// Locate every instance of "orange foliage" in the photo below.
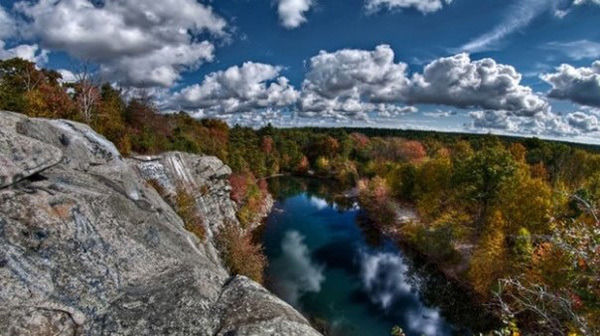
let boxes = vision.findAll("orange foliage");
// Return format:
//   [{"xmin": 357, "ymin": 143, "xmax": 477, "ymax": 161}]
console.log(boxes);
[
  {"xmin": 216, "ymin": 222, "xmax": 267, "ymax": 284},
  {"xmin": 229, "ymin": 173, "xmax": 250, "ymax": 206},
  {"xmin": 399, "ymin": 140, "xmax": 427, "ymax": 163}
]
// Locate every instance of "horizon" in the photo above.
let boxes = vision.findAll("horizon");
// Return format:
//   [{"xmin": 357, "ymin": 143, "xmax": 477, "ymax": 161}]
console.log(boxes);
[{"xmin": 1, "ymin": 0, "xmax": 600, "ymax": 143}]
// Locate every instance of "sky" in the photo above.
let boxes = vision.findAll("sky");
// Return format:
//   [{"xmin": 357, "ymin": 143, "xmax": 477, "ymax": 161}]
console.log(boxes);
[{"xmin": 1, "ymin": 0, "xmax": 600, "ymax": 144}]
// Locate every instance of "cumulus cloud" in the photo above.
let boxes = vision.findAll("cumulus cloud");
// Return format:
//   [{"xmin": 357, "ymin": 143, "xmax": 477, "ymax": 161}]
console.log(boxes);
[
  {"xmin": 300, "ymin": 46, "xmax": 548, "ymax": 120},
  {"xmin": 0, "ymin": 41, "xmax": 48, "ymax": 64},
  {"xmin": 170, "ymin": 62, "xmax": 299, "ymax": 115},
  {"xmin": 541, "ymin": 61, "xmax": 600, "ymax": 107},
  {"xmin": 542, "ymin": 40, "xmax": 600, "ymax": 61},
  {"xmin": 57, "ymin": 69, "xmax": 77, "ymax": 83},
  {"xmin": 365, "ymin": 0, "xmax": 453, "ymax": 14},
  {"xmin": 408, "ymin": 53, "xmax": 549, "ymax": 116},
  {"xmin": 14, "ymin": 0, "xmax": 226, "ymax": 87},
  {"xmin": 468, "ymin": 109, "xmax": 596, "ymax": 136},
  {"xmin": 299, "ymin": 45, "xmax": 411, "ymax": 119},
  {"xmin": 270, "ymin": 231, "xmax": 325, "ymax": 306},
  {"xmin": 276, "ymin": 0, "xmax": 313, "ymax": 29},
  {"xmin": 566, "ymin": 111, "xmax": 600, "ymax": 132},
  {"xmin": 459, "ymin": 0, "xmax": 550, "ymax": 53}
]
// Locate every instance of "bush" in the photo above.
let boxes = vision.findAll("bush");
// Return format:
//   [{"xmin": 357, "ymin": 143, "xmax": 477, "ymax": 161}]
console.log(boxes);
[
  {"xmin": 216, "ymin": 221, "xmax": 267, "ymax": 284},
  {"xmin": 175, "ymin": 186, "xmax": 206, "ymax": 241},
  {"xmin": 229, "ymin": 172, "xmax": 269, "ymax": 228}
]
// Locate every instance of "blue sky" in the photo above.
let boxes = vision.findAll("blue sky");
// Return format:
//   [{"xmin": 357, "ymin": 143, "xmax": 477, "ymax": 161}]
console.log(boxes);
[{"xmin": 1, "ymin": 0, "xmax": 600, "ymax": 143}]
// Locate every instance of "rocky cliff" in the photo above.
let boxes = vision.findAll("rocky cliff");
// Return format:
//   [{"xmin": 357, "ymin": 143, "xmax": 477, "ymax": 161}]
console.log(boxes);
[{"xmin": 0, "ymin": 111, "xmax": 321, "ymax": 336}]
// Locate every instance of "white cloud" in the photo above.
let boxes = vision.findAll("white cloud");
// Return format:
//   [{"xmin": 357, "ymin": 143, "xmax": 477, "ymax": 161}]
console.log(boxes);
[
  {"xmin": 566, "ymin": 111, "xmax": 600, "ymax": 132},
  {"xmin": 459, "ymin": 0, "xmax": 550, "ymax": 53},
  {"xmin": 100, "ymin": 42, "xmax": 215, "ymax": 87},
  {"xmin": 542, "ymin": 40, "xmax": 600, "ymax": 60},
  {"xmin": 541, "ymin": 61, "xmax": 600, "ymax": 107},
  {"xmin": 299, "ymin": 45, "xmax": 411, "ymax": 119},
  {"xmin": 468, "ymin": 109, "xmax": 597, "ymax": 136},
  {"xmin": 57, "ymin": 69, "xmax": 77, "ymax": 83},
  {"xmin": 0, "ymin": 7, "xmax": 16, "ymax": 40},
  {"xmin": 0, "ymin": 40, "xmax": 48, "ymax": 64},
  {"xmin": 170, "ymin": 62, "xmax": 299, "ymax": 114},
  {"xmin": 574, "ymin": 0, "xmax": 600, "ymax": 5},
  {"xmin": 470, "ymin": 110, "xmax": 527, "ymax": 133},
  {"xmin": 14, "ymin": 0, "xmax": 226, "ymax": 87},
  {"xmin": 270, "ymin": 231, "xmax": 325, "ymax": 306},
  {"xmin": 408, "ymin": 53, "xmax": 549, "ymax": 116},
  {"xmin": 365, "ymin": 0, "xmax": 453, "ymax": 14},
  {"xmin": 276, "ymin": 0, "xmax": 313, "ymax": 29},
  {"xmin": 299, "ymin": 46, "xmax": 549, "ymax": 121}
]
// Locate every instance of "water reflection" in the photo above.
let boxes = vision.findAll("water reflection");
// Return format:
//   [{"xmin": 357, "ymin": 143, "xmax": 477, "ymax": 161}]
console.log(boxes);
[
  {"xmin": 359, "ymin": 250, "xmax": 445, "ymax": 336},
  {"xmin": 271, "ymin": 231, "xmax": 325, "ymax": 306},
  {"xmin": 263, "ymin": 177, "xmax": 495, "ymax": 336}
]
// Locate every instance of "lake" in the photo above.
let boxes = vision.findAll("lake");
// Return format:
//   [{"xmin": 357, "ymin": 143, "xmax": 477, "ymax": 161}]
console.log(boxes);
[{"xmin": 261, "ymin": 177, "xmax": 496, "ymax": 336}]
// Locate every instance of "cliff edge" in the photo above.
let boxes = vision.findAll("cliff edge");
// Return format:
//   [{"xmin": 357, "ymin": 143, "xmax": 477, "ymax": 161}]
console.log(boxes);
[{"xmin": 0, "ymin": 111, "xmax": 321, "ymax": 336}]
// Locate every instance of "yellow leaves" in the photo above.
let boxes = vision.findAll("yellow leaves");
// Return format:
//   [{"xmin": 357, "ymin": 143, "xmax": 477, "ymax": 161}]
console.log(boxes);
[
  {"xmin": 23, "ymin": 89, "xmax": 49, "ymax": 118},
  {"xmin": 509, "ymin": 143, "xmax": 527, "ymax": 163},
  {"xmin": 315, "ymin": 156, "xmax": 330, "ymax": 175},
  {"xmin": 468, "ymin": 211, "xmax": 508, "ymax": 296},
  {"xmin": 175, "ymin": 186, "xmax": 206, "ymax": 241},
  {"xmin": 496, "ymin": 168, "xmax": 553, "ymax": 234}
]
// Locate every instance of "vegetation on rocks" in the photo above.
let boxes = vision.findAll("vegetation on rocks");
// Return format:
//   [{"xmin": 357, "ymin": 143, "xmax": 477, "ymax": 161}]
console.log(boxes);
[
  {"xmin": 216, "ymin": 221, "xmax": 267, "ymax": 284},
  {"xmin": 175, "ymin": 186, "xmax": 206, "ymax": 241}
]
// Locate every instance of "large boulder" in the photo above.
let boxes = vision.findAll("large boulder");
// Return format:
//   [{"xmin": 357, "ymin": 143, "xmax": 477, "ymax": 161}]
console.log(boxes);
[
  {"xmin": 0, "ymin": 111, "xmax": 62, "ymax": 188},
  {"xmin": 0, "ymin": 111, "xmax": 321, "ymax": 336}
]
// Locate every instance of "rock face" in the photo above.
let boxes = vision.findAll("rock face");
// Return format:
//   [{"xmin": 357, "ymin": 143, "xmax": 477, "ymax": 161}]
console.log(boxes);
[
  {"xmin": 130, "ymin": 152, "xmax": 239, "ymax": 238},
  {"xmin": 0, "ymin": 111, "xmax": 321, "ymax": 336}
]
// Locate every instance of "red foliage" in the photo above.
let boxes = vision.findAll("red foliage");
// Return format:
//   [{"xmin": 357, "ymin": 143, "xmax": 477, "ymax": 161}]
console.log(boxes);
[
  {"xmin": 261, "ymin": 136, "xmax": 274, "ymax": 154},
  {"xmin": 350, "ymin": 132, "xmax": 370, "ymax": 149},
  {"xmin": 229, "ymin": 173, "xmax": 249, "ymax": 205},
  {"xmin": 258, "ymin": 179, "xmax": 269, "ymax": 195},
  {"xmin": 399, "ymin": 140, "xmax": 427, "ymax": 163},
  {"xmin": 296, "ymin": 156, "xmax": 310, "ymax": 173},
  {"xmin": 39, "ymin": 82, "xmax": 77, "ymax": 119}
]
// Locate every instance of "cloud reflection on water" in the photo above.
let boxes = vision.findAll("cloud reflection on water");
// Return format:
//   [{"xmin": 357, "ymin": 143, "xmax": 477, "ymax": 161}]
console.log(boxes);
[
  {"xmin": 359, "ymin": 250, "xmax": 446, "ymax": 336},
  {"xmin": 271, "ymin": 230, "xmax": 325, "ymax": 306}
]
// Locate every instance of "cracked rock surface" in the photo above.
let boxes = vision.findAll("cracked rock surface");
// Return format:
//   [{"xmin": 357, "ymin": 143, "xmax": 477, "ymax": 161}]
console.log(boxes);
[{"xmin": 0, "ymin": 111, "xmax": 321, "ymax": 336}]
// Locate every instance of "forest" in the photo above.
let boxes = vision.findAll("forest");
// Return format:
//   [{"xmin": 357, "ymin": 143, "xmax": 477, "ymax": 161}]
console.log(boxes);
[{"xmin": 1, "ymin": 57, "xmax": 599, "ymax": 335}]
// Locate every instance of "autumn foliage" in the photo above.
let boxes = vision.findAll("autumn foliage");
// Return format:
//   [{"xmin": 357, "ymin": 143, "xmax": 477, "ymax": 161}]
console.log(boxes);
[{"xmin": 216, "ymin": 221, "xmax": 267, "ymax": 284}]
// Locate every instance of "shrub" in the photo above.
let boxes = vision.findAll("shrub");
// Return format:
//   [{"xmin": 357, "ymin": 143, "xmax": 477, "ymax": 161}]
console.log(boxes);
[
  {"xmin": 216, "ymin": 221, "xmax": 267, "ymax": 284},
  {"xmin": 175, "ymin": 186, "xmax": 206, "ymax": 241},
  {"xmin": 229, "ymin": 173, "xmax": 249, "ymax": 206},
  {"xmin": 229, "ymin": 172, "xmax": 269, "ymax": 228}
]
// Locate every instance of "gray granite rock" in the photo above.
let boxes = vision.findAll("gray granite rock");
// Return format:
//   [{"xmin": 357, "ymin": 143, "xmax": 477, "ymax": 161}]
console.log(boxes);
[
  {"xmin": 0, "ymin": 111, "xmax": 321, "ymax": 336},
  {"xmin": 0, "ymin": 111, "xmax": 62, "ymax": 188},
  {"xmin": 130, "ymin": 152, "xmax": 239, "ymax": 238}
]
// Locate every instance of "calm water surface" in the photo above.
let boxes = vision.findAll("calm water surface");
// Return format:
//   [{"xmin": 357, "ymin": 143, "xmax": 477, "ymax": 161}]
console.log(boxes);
[{"xmin": 262, "ymin": 177, "xmax": 493, "ymax": 336}]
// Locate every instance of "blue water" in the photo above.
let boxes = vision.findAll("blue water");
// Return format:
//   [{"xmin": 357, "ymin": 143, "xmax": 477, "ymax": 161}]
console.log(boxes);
[{"xmin": 261, "ymin": 179, "xmax": 465, "ymax": 336}]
